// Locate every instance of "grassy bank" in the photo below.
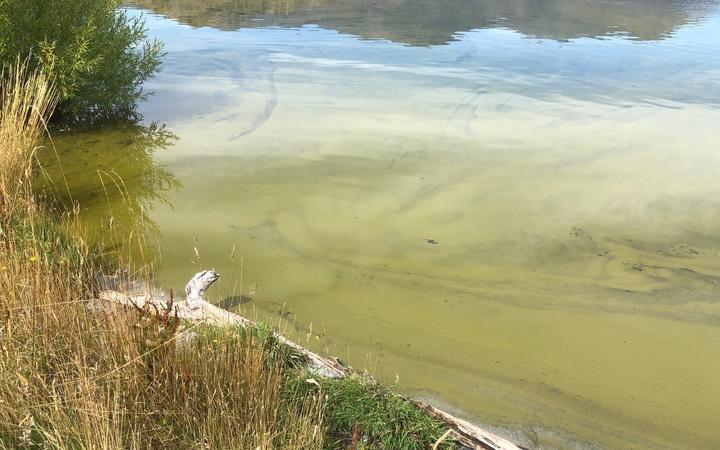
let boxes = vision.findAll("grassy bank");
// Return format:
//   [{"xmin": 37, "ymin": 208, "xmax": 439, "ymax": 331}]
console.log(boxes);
[{"xmin": 0, "ymin": 63, "xmax": 455, "ymax": 449}]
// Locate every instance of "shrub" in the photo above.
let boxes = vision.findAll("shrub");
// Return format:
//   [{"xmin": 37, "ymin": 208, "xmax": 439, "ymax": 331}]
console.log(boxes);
[{"xmin": 0, "ymin": 0, "xmax": 162, "ymax": 124}]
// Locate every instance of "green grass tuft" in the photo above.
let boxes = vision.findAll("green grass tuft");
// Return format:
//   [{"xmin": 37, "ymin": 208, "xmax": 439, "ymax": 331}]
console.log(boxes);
[{"xmin": 286, "ymin": 375, "xmax": 455, "ymax": 450}]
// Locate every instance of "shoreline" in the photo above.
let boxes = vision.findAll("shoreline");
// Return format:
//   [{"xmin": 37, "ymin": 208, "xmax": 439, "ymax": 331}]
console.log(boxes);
[{"xmin": 97, "ymin": 269, "xmax": 525, "ymax": 450}]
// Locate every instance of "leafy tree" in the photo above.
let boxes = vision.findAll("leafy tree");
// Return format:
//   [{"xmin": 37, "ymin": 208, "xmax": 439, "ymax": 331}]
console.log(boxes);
[{"xmin": 0, "ymin": 0, "xmax": 163, "ymax": 124}]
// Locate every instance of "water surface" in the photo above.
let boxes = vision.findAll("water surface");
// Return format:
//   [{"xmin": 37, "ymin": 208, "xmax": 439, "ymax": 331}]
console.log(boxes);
[{"xmin": 50, "ymin": 0, "xmax": 720, "ymax": 448}]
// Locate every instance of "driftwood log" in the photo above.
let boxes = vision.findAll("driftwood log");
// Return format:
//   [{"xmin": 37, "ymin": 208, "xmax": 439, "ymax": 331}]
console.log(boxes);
[{"xmin": 96, "ymin": 270, "xmax": 523, "ymax": 450}]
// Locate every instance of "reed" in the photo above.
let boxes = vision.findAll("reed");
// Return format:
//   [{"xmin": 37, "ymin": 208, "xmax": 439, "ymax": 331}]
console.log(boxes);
[{"xmin": 0, "ymin": 60, "xmax": 57, "ymax": 216}]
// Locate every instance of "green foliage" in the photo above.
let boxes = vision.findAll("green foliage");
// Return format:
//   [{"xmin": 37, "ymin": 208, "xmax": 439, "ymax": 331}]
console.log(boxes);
[
  {"xmin": 193, "ymin": 322, "xmax": 307, "ymax": 369},
  {"xmin": 286, "ymin": 375, "xmax": 455, "ymax": 450},
  {"xmin": 0, "ymin": 210, "xmax": 91, "ymax": 279},
  {"xmin": 0, "ymin": 0, "xmax": 163, "ymax": 124}
]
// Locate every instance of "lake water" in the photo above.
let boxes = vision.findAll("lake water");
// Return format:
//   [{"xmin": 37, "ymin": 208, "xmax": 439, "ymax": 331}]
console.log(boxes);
[{"xmin": 48, "ymin": 0, "xmax": 720, "ymax": 448}]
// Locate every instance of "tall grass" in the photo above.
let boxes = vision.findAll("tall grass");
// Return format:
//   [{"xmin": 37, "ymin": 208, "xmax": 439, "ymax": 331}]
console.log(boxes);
[
  {"xmin": 0, "ymin": 61, "xmax": 324, "ymax": 449},
  {"xmin": 0, "ymin": 61, "xmax": 57, "ymax": 216}
]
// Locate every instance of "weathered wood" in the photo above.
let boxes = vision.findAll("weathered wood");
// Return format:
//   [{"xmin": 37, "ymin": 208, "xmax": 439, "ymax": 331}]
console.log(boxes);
[
  {"xmin": 98, "ymin": 270, "xmax": 349, "ymax": 378},
  {"xmin": 95, "ymin": 270, "xmax": 522, "ymax": 450},
  {"xmin": 410, "ymin": 401, "xmax": 525, "ymax": 450}
]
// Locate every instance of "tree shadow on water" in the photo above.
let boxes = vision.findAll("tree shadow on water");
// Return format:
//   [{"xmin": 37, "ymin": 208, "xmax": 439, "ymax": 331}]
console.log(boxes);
[
  {"xmin": 219, "ymin": 295, "xmax": 253, "ymax": 310},
  {"xmin": 35, "ymin": 121, "xmax": 181, "ymax": 264}
]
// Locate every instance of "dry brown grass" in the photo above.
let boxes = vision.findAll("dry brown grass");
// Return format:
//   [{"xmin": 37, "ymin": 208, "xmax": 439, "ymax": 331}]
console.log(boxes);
[
  {"xmin": 0, "ymin": 61, "xmax": 325, "ymax": 449},
  {"xmin": 0, "ymin": 59, "xmax": 58, "ymax": 217}
]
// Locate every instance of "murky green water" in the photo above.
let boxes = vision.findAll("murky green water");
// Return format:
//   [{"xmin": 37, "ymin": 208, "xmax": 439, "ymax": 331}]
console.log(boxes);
[{"xmin": 45, "ymin": 0, "xmax": 720, "ymax": 448}]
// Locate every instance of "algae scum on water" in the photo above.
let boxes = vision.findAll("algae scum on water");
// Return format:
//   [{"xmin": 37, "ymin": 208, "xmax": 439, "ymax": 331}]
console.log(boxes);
[{"xmin": 43, "ymin": 0, "xmax": 720, "ymax": 448}]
